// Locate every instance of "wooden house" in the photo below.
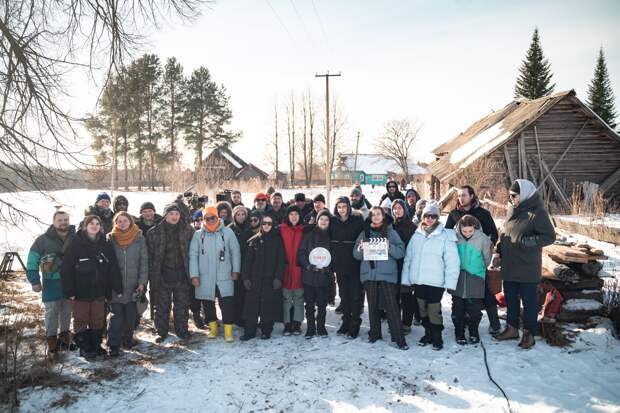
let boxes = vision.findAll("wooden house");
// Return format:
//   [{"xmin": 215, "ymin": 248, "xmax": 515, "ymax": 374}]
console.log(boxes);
[
  {"xmin": 203, "ymin": 147, "xmax": 269, "ymax": 183},
  {"xmin": 332, "ymin": 153, "xmax": 428, "ymax": 186},
  {"xmin": 429, "ymin": 90, "xmax": 620, "ymax": 210}
]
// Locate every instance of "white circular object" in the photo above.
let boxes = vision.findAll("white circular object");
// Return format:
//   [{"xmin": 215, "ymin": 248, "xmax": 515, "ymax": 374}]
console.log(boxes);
[{"xmin": 309, "ymin": 247, "xmax": 331, "ymax": 268}]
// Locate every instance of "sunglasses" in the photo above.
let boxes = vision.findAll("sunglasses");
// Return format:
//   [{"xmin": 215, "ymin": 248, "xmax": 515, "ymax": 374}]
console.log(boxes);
[
  {"xmin": 250, "ymin": 217, "xmax": 259, "ymax": 222},
  {"xmin": 205, "ymin": 216, "xmax": 218, "ymax": 222},
  {"xmin": 262, "ymin": 221, "xmax": 273, "ymax": 227},
  {"xmin": 423, "ymin": 214, "xmax": 438, "ymax": 220}
]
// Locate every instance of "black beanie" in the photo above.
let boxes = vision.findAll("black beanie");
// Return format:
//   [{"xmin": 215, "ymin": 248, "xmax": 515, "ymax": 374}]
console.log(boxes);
[
  {"xmin": 510, "ymin": 181, "xmax": 520, "ymax": 194},
  {"xmin": 313, "ymin": 194, "xmax": 326, "ymax": 204},
  {"xmin": 294, "ymin": 193, "xmax": 306, "ymax": 202},
  {"xmin": 163, "ymin": 203, "xmax": 180, "ymax": 215},
  {"xmin": 140, "ymin": 201, "xmax": 156, "ymax": 213}
]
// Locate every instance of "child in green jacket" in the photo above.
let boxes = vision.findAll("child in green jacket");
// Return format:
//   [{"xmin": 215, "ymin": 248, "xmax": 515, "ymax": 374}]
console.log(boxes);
[{"xmin": 449, "ymin": 215, "xmax": 492, "ymax": 344}]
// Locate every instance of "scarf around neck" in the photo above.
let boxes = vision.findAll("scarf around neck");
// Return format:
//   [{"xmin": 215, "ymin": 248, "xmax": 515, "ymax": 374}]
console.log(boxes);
[{"xmin": 110, "ymin": 223, "xmax": 139, "ymax": 248}]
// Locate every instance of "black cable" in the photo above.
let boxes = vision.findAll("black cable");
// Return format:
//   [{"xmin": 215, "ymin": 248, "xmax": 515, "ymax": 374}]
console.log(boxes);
[{"xmin": 480, "ymin": 339, "xmax": 514, "ymax": 413}]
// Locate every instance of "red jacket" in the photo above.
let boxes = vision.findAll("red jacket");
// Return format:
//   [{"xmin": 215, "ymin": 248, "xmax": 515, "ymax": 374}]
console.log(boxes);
[{"xmin": 279, "ymin": 223, "xmax": 305, "ymax": 289}]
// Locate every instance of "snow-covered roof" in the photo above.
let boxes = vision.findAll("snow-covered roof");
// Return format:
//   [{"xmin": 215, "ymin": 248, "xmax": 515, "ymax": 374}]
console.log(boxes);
[
  {"xmin": 219, "ymin": 148, "xmax": 243, "ymax": 169},
  {"xmin": 338, "ymin": 154, "xmax": 427, "ymax": 175}
]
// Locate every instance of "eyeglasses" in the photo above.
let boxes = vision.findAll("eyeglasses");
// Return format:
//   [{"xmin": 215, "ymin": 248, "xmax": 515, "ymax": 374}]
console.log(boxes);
[
  {"xmin": 250, "ymin": 217, "xmax": 259, "ymax": 222},
  {"xmin": 262, "ymin": 221, "xmax": 273, "ymax": 227},
  {"xmin": 423, "ymin": 214, "xmax": 438, "ymax": 220},
  {"xmin": 205, "ymin": 216, "xmax": 218, "ymax": 222}
]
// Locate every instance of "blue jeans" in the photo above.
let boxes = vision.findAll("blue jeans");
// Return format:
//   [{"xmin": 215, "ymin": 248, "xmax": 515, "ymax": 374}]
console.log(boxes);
[{"xmin": 503, "ymin": 281, "xmax": 539, "ymax": 333}]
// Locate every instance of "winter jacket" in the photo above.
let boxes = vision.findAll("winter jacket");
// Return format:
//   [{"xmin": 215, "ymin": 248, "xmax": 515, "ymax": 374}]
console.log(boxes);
[
  {"xmin": 60, "ymin": 231, "xmax": 123, "ymax": 301},
  {"xmin": 404, "ymin": 188, "xmax": 421, "ymax": 217},
  {"xmin": 445, "ymin": 198, "xmax": 499, "ymax": 245},
  {"xmin": 297, "ymin": 227, "xmax": 332, "ymax": 287},
  {"xmin": 110, "ymin": 231, "xmax": 149, "ymax": 304},
  {"xmin": 279, "ymin": 223, "xmax": 305, "ymax": 290},
  {"xmin": 351, "ymin": 197, "xmax": 370, "ymax": 220},
  {"xmin": 26, "ymin": 225, "xmax": 76, "ymax": 302},
  {"xmin": 392, "ymin": 216, "xmax": 417, "ymax": 280},
  {"xmin": 228, "ymin": 220, "xmax": 252, "ymax": 260},
  {"xmin": 189, "ymin": 220, "xmax": 241, "ymax": 300},
  {"xmin": 136, "ymin": 214, "xmax": 162, "ymax": 236},
  {"xmin": 499, "ymin": 190, "xmax": 555, "ymax": 284},
  {"xmin": 401, "ymin": 223, "xmax": 460, "ymax": 290},
  {"xmin": 353, "ymin": 223, "xmax": 405, "ymax": 284},
  {"xmin": 146, "ymin": 220, "xmax": 194, "ymax": 287},
  {"xmin": 84, "ymin": 205, "xmax": 113, "ymax": 234},
  {"xmin": 449, "ymin": 226, "xmax": 492, "ymax": 299},
  {"xmin": 379, "ymin": 180, "xmax": 405, "ymax": 204},
  {"xmin": 270, "ymin": 206, "xmax": 288, "ymax": 225},
  {"xmin": 330, "ymin": 200, "xmax": 364, "ymax": 277}
]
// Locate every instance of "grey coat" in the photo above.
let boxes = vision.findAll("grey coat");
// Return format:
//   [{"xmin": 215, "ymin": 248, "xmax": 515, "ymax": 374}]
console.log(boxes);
[
  {"xmin": 353, "ymin": 224, "xmax": 405, "ymax": 284},
  {"xmin": 110, "ymin": 232, "xmax": 149, "ymax": 304},
  {"xmin": 189, "ymin": 220, "xmax": 241, "ymax": 300}
]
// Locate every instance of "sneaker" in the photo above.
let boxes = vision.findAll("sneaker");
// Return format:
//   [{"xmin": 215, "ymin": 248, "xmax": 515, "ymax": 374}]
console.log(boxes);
[
  {"xmin": 456, "ymin": 336, "xmax": 467, "ymax": 345},
  {"xmin": 469, "ymin": 335, "xmax": 480, "ymax": 344}
]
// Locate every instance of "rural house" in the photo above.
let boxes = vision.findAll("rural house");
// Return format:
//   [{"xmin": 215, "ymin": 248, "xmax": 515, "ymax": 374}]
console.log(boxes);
[
  {"xmin": 332, "ymin": 153, "xmax": 428, "ymax": 187},
  {"xmin": 203, "ymin": 147, "xmax": 269, "ymax": 183}
]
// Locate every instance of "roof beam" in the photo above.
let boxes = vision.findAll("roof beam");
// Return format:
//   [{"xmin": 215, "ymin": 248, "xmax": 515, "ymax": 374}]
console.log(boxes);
[
  {"xmin": 600, "ymin": 168, "xmax": 620, "ymax": 194},
  {"xmin": 537, "ymin": 121, "xmax": 588, "ymax": 190}
]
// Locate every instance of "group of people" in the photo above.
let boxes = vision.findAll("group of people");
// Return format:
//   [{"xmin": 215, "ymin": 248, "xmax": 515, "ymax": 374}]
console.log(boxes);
[{"xmin": 26, "ymin": 177, "xmax": 555, "ymax": 358}]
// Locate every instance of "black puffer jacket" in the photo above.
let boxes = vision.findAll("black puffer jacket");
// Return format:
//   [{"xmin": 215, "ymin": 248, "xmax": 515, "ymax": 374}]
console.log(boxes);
[
  {"xmin": 499, "ymin": 188, "xmax": 555, "ymax": 283},
  {"xmin": 445, "ymin": 197, "xmax": 498, "ymax": 245},
  {"xmin": 330, "ymin": 197, "xmax": 364, "ymax": 276},
  {"xmin": 83, "ymin": 205, "xmax": 113, "ymax": 235},
  {"xmin": 379, "ymin": 180, "xmax": 405, "ymax": 204},
  {"xmin": 61, "ymin": 231, "xmax": 123, "ymax": 300},
  {"xmin": 297, "ymin": 227, "xmax": 332, "ymax": 287}
]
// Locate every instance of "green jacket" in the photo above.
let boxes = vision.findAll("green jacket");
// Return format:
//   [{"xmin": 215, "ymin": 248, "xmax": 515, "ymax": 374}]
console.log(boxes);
[
  {"xmin": 450, "ymin": 227, "xmax": 492, "ymax": 299},
  {"xmin": 26, "ymin": 225, "xmax": 76, "ymax": 302}
]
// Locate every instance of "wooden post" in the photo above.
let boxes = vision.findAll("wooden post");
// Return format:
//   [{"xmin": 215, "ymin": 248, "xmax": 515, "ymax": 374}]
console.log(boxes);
[
  {"xmin": 540, "ymin": 158, "xmax": 571, "ymax": 210},
  {"xmin": 503, "ymin": 145, "xmax": 516, "ymax": 183},
  {"xmin": 538, "ymin": 121, "xmax": 588, "ymax": 189}
]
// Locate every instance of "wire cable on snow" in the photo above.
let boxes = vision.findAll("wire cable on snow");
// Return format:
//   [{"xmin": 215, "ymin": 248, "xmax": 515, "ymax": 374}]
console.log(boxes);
[{"xmin": 480, "ymin": 339, "xmax": 514, "ymax": 413}]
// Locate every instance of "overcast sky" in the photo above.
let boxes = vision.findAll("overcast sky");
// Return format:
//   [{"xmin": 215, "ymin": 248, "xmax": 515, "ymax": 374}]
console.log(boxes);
[{"xmin": 69, "ymin": 0, "xmax": 620, "ymax": 170}]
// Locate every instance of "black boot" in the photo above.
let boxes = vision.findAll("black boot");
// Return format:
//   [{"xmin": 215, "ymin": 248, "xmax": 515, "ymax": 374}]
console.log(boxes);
[
  {"xmin": 454, "ymin": 319, "xmax": 466, "ymax": 345},
  {"xmin": 347, "ymin": 319, "xmax": 361, "ymax": 339},
  {"xmin": 109, "ymin": 346, "xmax": 120, "ymax": 357},
  {"xmin": 292, "ymin": 321, "xmax": 302, "ymax": 335},
  {"xmin": 485, "ymin": 304, "xmax": 501, "ymax": 336},
  {"xmin": 418, "ymin": 317, "xmax": 432, "ymax": 347},
  {"xmin": 240, "ymin": 328, "xmax": 257, "ymax": 341},
  {"xmin": 283, "ymin": 323, "xmax": 293, "ymax": 336},
  {"xmin": 468, "ymin": 322, "xmax": 480, "ymax": 344},
  {"xmin": 305, "ymin": 316, "xmax": 316, "ymax": 339},
  {"xmin": 335, "ymin": 303, "xmax": 344, "ymax": 314},
  {"xmin": 90, "ymin": 329, "xmax": 107, "ymax": 356},
  {"xmin": 75, "ymin": 330, "xmax": 95, "ymax": 360},
  {"xmin": 193, "ymin": 314, "xmax": 206, "ymax": 330},
  {"xmin": 337, "ymin": 319, "xmax": 349, "ymax": 335},
  {"xmin": 430, "ymin": 324, "xmax": 444, "ymax": 351}
]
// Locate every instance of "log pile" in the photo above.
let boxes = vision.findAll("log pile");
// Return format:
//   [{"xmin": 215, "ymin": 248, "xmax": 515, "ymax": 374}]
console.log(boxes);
[{"xmin": 542, "ymin": 238, "xmax": 607, "ymax": 323}]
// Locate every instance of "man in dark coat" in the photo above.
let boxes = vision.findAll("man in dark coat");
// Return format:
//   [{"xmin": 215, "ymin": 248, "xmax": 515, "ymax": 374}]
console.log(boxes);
[
  {"xmin": 444, "ymin": 185, "xmax": 501, "ymax": 334},
  {"xmin": 379, "ymin": 180, "xmax": 405, "ymax": 204},
  {"xmin": 293, "ymin": 193, "xmax": 314, "ymax": 218},
  {"xmin": 231, "ymin": 190, "xmax": 244, "ymax": 209},
  {"xmin": 146, "ymin": 203, "xmax": 194, "ymax": 342},
  {"xmin": 495, "ymin": 179, "xmax": 555, "ymax": 349},
  {"xmin": 228, "ymin": 205, "xmax": 252, "ymax": 326},
  {"xmin": 270, "ymin": 192, "xmax": 288, "ymax": 225},
  {"xmin": 84, "ymin": 192, "xmax": 114, "ymax": 234},
  {"xmin": 330, "ymin": 196, "xmax": 364, "ymax": 338},
  {"xmin": 240, "ymin": 213, "xmax": 286, "ymax": 340},
  {"xmin": 304, "ymin": 194, "xmax": 327, "ymax": 225},
  {"xmin": 136, "ymin": 202, "xmax": 162, "ymax": 237}
]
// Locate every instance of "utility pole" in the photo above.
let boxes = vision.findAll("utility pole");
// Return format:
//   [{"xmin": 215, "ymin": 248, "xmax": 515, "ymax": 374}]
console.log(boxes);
[
  {"xmin": 353, "ymin": 131, "xmax": 360, "ymax": 183},
  {"xmin": 315, "ymin": 71, "xmax": 341, "ymax": 207}
]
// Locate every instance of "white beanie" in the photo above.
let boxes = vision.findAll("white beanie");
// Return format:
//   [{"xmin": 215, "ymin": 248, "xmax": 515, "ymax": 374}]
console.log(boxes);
[
  {"xmin": 380, "ymin": 197, "xmax": 393, "ymax": 210},
  {"xmin": 422, "ymin": 200, "xmax": 440, "ymax": 217}
]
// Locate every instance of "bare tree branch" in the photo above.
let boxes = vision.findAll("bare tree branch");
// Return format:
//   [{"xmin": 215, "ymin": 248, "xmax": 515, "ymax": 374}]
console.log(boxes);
[{"xmin": 375, "ymin": 119, "xmax": 421, "ymax": 178}]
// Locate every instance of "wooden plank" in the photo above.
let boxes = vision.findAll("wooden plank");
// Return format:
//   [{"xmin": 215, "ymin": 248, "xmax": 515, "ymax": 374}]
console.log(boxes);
[
  {"xmin": 517, "ymin": 134, "xmax": 528, "ymax": 179},
  {"xmin": 599, "ymin": 167, "xmax": 620, "ymax": 194},
  {"xmin": 503, "ymin": 145, "xmax": 516, "ymax": 183},
  {"xmin": 534, "ymin": 125, "xmax": 545, "ymax": 197},
  {"xmin": 540, "ymin": 158, "xmax": 571, "ymax": 210},
  {"xmin": 538, "ymin": 121, "xmax": 588, "ymax": 189}
]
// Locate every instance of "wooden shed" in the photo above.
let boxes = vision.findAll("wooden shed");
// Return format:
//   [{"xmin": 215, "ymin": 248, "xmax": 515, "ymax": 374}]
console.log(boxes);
[
  {"xmin": 429, "ymin": 90, "xmax": 620, "ymax": 211},
  {"xmin": 203, "ymin": 147, "xmax": 269, "ymax": 183}
]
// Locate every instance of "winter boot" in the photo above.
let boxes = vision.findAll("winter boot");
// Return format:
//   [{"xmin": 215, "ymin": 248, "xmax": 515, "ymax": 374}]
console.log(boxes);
[
  {"xmin": 90, "ymin": 329, "xmax": 107, "ymax": 356},
  {"xmin": 207, "ymin": 321, "xmax": 218, "ymax": 339},
  {"xmin": 240, "ymin": 328, "xmax": 256, "ymax": 341},
  {"xmin": 418, "ymin": 317, "xmax": 432, "ymax": 347},
  {"xmin": 283, "ymin": 323, "xmax": 293, "ymax": 336},
  {"xmin": 58, "ymin": 331, "xmax": 77, "ymax": 351},
  {"xmin": 347, "ymin": 319, "xmax": 361, "ymax": 339},
  {"xmin": 224, "ymin": 324, "xmax": 234, "ymax": 343},
  {"xmin": 495, "ymin": 325, "xmax": 519, "ymax": 341},
  {"xmin": 75, "ymin": 330, "xmax": 95, "ymax": 359},
  {"xmin": 305, "ymin": 312, "xmax": 316, "ymax": 339},
  {"xmin": 397, "ymin": 339, "xmax": 409, "ymax": 350},
  {"xmin": 317, "ymin": 311, "xmax": 328, "ymax": 338},
  {"xmin": 46, "ymin": 335, "xmax": 59, "ymax": 354},
  {"xmin": 193, "ymin": 314, "xmax": 206, "ymax": 330},
  {"xmin": 468, "ymin": 322, "xmax": 480, "ymax": 344},
  {"xmin": 485, "ymin": 304, "xmax": 501, "ymax": 336},
  {"xmin": 454, "ymin": 319, "xmax": 466, "ymax": 345},
  {"xmin": 336, "ymin": 320, "xmax": 349, "ymax": 335},
  {"xmin": 430, "ymin": 324, "xmax": 444, "ymax": 351},
  {"xmin": 518, "ymin": 329, "xmax": 535, "ymax": 349},
  {"xmin": 109, "ymin": 346, "xmax": 120, "ymax": 357},
  {"xmin": 292, "ymin": 321, "xmax": 302, "ymax": 336}
]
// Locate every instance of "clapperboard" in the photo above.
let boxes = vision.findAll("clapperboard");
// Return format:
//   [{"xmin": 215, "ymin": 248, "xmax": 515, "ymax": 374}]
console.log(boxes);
[{"xmin": 363, "ymin": 237, "xmax": 389, "ymax": 261}]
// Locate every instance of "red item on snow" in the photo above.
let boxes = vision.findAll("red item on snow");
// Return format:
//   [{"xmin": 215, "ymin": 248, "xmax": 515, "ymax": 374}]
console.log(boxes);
[
  {"xmin": 538, "ymin": 282, "xmax": 564, "ymax": 322},
  {"xmin": 279, "ymin": 223, "xmax": 305, "ymax": 290},
  {"xmin": 495, "ymin": 291, "xmax": 506, "ymax": 308}
]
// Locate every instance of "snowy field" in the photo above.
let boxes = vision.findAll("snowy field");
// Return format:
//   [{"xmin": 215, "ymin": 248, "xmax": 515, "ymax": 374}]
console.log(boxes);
[{"xmin": 2, "ymin": 188, "xmax": 620, "ymax": 413}]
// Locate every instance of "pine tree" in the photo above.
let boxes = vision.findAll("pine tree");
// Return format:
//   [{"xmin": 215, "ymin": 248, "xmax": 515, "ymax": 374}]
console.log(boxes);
[
  {"xmin": 515, "ymin": 28, "xmax": 555, "ymax": 99},
  {"xmin": 587, "ymin": 47, "xmax": 617, "ymax": 128},
  {"xmin": 160, "ymin": 57, "xmax": 185, "ymax": 167}
]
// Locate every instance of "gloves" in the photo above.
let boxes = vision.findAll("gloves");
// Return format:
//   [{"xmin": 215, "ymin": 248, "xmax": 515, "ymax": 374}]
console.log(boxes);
[
  {"xmin": 273, "ymin": 278, "xmax": 282, "ymax": 290},
  {"xmin": 520, "ymin": 236, "xmax": 538, "ymax": 248},
  {"xmin": 243, "ymin": 279, "xmax": 252, "ymax": 290}
]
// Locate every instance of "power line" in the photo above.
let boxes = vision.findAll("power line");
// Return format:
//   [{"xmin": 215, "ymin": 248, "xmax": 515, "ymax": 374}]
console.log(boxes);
[
  {"xmin": 265, "ymin": 0, "xmax": 295, "ymax": 43},
  {"xmin": 289, "ymin": 0, "xmax": 315, "ymax": 46},
  {"xmin": 311, "ymin": 0, "xmax": 328, "ymax": 41}
]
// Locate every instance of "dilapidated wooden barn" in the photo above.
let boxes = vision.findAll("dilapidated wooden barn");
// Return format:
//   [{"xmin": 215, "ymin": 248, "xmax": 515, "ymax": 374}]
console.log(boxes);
[
  {"xmin": 203, "ymin": 147, "xmax": 269, "ymax": 183},
  {"xmin": 429, "ymin": 90, "xmax": 620, "ymax": 211}
]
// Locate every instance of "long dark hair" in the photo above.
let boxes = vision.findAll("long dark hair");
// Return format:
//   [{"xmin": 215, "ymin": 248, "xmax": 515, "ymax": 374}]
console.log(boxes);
[{"xmin": 367, "ymin": 206, "xmax": 388, "ymax": 238}]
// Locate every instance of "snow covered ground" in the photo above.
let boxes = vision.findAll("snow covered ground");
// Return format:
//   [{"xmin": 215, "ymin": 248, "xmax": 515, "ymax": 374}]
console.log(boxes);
[
  {"xmin": 556, "ymin": 214, "xmax": 620, "ymax": 230},
  {"xmin": 2, "ymin": 188, "xmax": 620, "ymax": 412}
]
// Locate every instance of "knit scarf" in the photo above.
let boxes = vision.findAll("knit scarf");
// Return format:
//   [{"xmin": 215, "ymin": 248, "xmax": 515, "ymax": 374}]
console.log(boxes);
[
  {"xmin": 422, "ymin": 221, "xmax": 439, "ymax": 235},
  {"xmin": 110, "ymin": 223, "xmax": 139, "ymax": 248},
  {"xmin": 205, "ymin": 219, "xmax": 220, "ymax": 233}
]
